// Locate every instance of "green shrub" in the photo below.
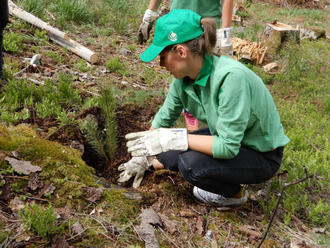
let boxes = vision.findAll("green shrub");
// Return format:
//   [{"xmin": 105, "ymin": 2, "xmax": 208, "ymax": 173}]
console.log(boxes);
[
  {"xmin": 45, "ymin": 51, "xmax": 63, "ymax": 64},
  {"xmin": 19, "ymin": 203, "xmax": 60, "ymax": 240},
  {"xmin": 308, "ymin": 200, "xmax": 330, "ymax": 227},
  {"xmin": 105, "ymin": 57, "xmax": 127, "ymax": 76},
  {"xmin": 3, "ymin": 33, "xmax": 25, "ymax": 53},
  {"xmin": 73, "ymin": 59, "xmax": 91, "ymax": 72},
  {"xmin": 34, "ymin": 29, "xmax": 49, "ymax": 46}
]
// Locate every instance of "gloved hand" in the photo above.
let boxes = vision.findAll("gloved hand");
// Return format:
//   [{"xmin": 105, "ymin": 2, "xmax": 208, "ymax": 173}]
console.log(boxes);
[
  {"xmin": 138, "ymin": 9, "xmax": 159, "ymax": 44},
  {"xmin": 118, "ymin": 156, "xmax": 152, "ymax": 188},
  {"xmin": 214, "ymin": 27, "xmax": 233, "ymax": 56},
  {"xmin": 126, "ymin": 128, "xmax": 188, "ymax": 157}
]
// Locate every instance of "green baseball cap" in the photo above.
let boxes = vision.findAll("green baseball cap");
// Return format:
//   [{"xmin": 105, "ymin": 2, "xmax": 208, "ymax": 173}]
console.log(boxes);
[{"xmin": 140, "ymin": 9, "xmax": 203, "ymax": 62}]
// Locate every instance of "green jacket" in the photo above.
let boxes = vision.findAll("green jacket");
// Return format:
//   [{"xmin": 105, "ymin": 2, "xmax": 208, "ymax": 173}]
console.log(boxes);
[
  {"xmin": 152, "ymin": 55, "xmax": 290, "ymax": 159},
  {"xmin": 170, "ymin": 0, "xmax": 222, "ymax": 27}
]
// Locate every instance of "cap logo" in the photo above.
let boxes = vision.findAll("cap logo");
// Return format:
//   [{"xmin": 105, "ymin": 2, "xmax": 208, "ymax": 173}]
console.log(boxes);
[{"xmin": 168, "ymin": 31, "xmax": 177, "ymax": 42}]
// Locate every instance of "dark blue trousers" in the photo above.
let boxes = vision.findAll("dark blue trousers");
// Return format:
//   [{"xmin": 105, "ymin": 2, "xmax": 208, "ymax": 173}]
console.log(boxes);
[{"xmin": 156, "ymin": 129, "xmax": 283, "ymax": 197}]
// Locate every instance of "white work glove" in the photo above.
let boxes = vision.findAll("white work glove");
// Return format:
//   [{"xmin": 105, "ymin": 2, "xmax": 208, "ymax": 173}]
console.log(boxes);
[
  {"xmin": 214, "ymin": 27, "xmax": 233, "ymax": 56},
  {"xmin": 126, "ymin": 128, "xmax": 188, "ymax": 157},
  {"xmin": 118, "ymin": 156, "xmax": 152, "ymax": 188},
  {"xmin": 138, "ymin": 9, "xmax": 159, "ymax": 44}
]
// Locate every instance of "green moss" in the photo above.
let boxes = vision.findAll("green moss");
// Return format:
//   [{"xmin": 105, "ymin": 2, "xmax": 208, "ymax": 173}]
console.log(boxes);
[
  {"xmin": 0, "ymin": 124, "xmax": 98, "ymax": 208},
  {"xmin": 103, "ymin": 189, "xmax": 140, "ymax": 223}
]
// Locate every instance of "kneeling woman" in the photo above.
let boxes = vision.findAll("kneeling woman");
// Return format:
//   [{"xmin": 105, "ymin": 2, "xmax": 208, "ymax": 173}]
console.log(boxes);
[{"xmin": 118, "ymin": 9, "xmax": 289, "ymax": 207}]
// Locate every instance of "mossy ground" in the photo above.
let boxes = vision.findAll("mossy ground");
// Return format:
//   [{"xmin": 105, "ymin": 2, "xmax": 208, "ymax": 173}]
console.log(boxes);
[{"xmin": 0, "ymin": 0, "xmax": 329, "ymax": 247}]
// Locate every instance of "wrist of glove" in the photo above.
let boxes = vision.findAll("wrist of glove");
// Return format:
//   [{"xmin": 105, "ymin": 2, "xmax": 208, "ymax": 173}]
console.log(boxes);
[
  {"xmin": 138, "ymin": 9, "xmax": 159, "ymax": 44},
  {"xmin": 214, "ymin": 27, "xmax": 233, "ymax": 56},
  {"xmin": 143, "ymin": 9, "xmax": 159, "ymax": 23},
  {"xmin": 126, "ymin": 128, "xmax": 188, "ymax": 157},
  {"xmin": 118, "ymin": 156, "xmax": 153, "ymax": 188}
]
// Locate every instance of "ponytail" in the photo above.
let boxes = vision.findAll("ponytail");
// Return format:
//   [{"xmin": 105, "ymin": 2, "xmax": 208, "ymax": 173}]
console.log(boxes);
[{"xmin": 183, "ymin": 18, "xmax": 217, "ymax": 57}]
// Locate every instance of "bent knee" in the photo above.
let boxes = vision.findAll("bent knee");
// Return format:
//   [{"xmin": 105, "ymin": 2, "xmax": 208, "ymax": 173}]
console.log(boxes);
[{"xmin": 178, "ymin": 152, "xmax": 200, "ymax": 183}]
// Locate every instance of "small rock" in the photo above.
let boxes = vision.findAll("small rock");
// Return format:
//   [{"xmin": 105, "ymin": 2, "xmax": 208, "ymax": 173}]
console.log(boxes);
[
  {"xmin": 30, "ymin": 54, "xmax": 42, "ymax": 66},
  {"xmin": 313, "ymin": 227, "xmax": 326, "ymax": 234},
  {"xmin": 9, "ymin": 196, "xmax": 25, "ymax": 212},
  {"xmin": 119, "ymin": 48, "xmax": 132, "ymax": 56},
  {"xmin": 204, "ymin": 230, "xmax": 212, "ymax": 242},
  {"xmin": 72, "ymin": 221, "xmax": 84, "ymax": 235}
]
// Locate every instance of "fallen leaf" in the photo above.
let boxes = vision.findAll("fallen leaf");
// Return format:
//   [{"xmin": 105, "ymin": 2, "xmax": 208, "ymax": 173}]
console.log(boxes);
[
  {"xmin": 84, "ymin": 187, "xmax": 104, "ymax": 202},
  {"xmin": 135, "ymin": 223, "xmax": 160, "ymax": 248},
  {"xmin": 38, "ymin": 183, "xmax": 56, "ymax": 197},
  {"xmin": 158, "ymin": 214, "xmax": 178, "ymax": 234},
  {"xmin": 28, "ymin": 173, "xmax": 43, "ymax": 191},
  {"xmin": 140, "ymin": 209, "xmax": 162, "ymax": 226},
  {"xmin": 9, "ymin": 196, "xmax": 25, "ymax": 212},
  {"xmin": 196, "ymin": 215, "xmax": 204, "ymax": 235},
  {"xmin": 238, "ymin": 225, "xmax": 262, "ymax": 239},
  {"xmin": 71, "ymin": 221, "xmax": 84, "ymax": 235},
  {"xmin": 51, "ymin": 235, "xmax": 70, "ymax": 248},
  {"xmin": 179, "ymin": 209, "xmax": 195, "ymax": 217},
  {"xmin": 5, "ymin": 157, "xmax": 41, "ymax": 175}
]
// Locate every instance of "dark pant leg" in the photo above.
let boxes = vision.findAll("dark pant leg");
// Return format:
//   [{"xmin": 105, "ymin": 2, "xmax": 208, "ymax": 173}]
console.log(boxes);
[
  {"xmin": 0, "ymin": 0, "xmax": 9, "ymax": 78},
  {"xmin": 178, "ymin": 146, "xmax": 282, "ymax": 197},
  {"xmin": 0, "ymin": 28, "xmax": 4, "ymax": 78},
  {"xmin": 156, "ymin": 128, "xmax": 211, "ymax": 171}
]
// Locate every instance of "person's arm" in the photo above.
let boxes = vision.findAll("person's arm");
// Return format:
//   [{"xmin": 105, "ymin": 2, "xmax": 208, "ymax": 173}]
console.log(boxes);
[
  {"xmin": 148, "ymin": 0, "xmax": 162, "ymax": 11},
  {"xmin": 221, "ymin": 0, "xmax": 233, "ymax": 28},
  {"xmin": 188, "ymin": 134, "xmax": 214, "ymax": 156}
]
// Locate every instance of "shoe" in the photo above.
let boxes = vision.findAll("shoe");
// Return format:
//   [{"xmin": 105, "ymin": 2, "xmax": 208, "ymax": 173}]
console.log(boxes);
[{"xmin": 193, "ymin": 186, "xmax": 248, "ymax": 206}]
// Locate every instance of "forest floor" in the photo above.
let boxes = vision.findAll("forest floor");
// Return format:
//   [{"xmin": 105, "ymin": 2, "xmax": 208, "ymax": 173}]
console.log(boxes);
[{"xmin": 0, "ymin": 0, "xmax": 329, "ymax": 247}]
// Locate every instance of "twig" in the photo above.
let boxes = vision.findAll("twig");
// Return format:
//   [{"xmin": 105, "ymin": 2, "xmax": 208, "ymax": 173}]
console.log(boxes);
[
  {"xmin": 167, "ymin": 176, "xmax": 175, "ymax": 185},
  {"xmin": 158, "ymin": 227, "xmax": 180, "ymax": 248},
  {"xmin": 22, "ymin": 195, "xmax": 50, "ymax": 202},
  {"xmin": 303, "ymin": 137, "xmax": 319, "ymax": 151},
  {"xmin": 257, "ymin": 173, "xmax": 315, "ymax": 248},
  {"xmin": 129, "ymin": 221, "xmax": 143, "ymax": 241},
  {"xmin": 66, "ymin": 228, "xmax": 89, "ymax": 241},
  {"xmin": 13, "ymin": 65, "xmax": 29, "ymax": 77}
]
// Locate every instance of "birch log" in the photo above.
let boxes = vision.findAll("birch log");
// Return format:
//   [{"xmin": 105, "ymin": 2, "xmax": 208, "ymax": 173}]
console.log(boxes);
[{"xmin": 8, "ymin": 0, "xmax": 98, "ymax": 64}]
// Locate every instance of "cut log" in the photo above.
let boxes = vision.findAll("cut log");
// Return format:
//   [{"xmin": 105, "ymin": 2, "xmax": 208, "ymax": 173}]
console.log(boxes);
[
  {"xmin": 263, "ymin": 21, "xmax": 300, "ymax": 44},
  {"xmin": 49, "ymin": 35, "xmax": 98, "ymax": 64},
  {"xmin": 8, "ymin": 0, "xmax": 98, "ymax": 64}
]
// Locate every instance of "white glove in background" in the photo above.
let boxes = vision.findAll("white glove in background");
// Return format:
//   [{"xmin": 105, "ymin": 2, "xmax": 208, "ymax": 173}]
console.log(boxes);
[
  {"xmin": 126, "ymin": 128, "xmax": 188, "ymax": 157},
  {"xmin": 118, "ymin": 156, "xmax": 152, "ymax": 188},
  {"xmin": 214, "ymin": 27, "xmax": 233, "ymax": 56},
  {"xmin": 138, "ymin": 9, "xmax": 159, "ymax": 44}
]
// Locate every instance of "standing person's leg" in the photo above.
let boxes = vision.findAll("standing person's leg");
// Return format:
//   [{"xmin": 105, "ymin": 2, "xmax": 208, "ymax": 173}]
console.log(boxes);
[{"xmin": 0, "ymin": 0, "xmax": 9, "ymax": 85}]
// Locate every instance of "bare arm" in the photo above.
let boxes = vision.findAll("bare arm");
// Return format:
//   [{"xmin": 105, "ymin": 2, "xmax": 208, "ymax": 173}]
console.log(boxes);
[
  {"xmin": 148, "ymin": 0, "xmax": 162, "ymax": 11},
  {"xmin": 188, "ymin": 134, "xmax": 214, "ymax": 156},
  {"xmin": 221, "ymin": 0, "xmax": 233, "ymax": 28}
]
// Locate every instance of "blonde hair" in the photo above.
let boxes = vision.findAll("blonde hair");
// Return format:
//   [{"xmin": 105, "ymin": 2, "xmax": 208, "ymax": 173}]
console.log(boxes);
[{"xmin": 183, "ymin": 18, "xmax": 217, "ymax": 57}]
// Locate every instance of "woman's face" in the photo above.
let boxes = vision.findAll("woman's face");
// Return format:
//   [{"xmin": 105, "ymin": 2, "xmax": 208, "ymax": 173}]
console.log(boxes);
[{"xmin": 159, "ymin": 46, "xmax": 189, "ymax": 79}]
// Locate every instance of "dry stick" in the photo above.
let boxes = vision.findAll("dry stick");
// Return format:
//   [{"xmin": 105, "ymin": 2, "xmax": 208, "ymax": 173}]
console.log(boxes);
[
  {"xmin": 158, "ymin": 227, "xmax": 180, "ymax": 248},
  {"xmin": 256, "ymin": 174, "xmax": 315, "ymax": 248}
]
